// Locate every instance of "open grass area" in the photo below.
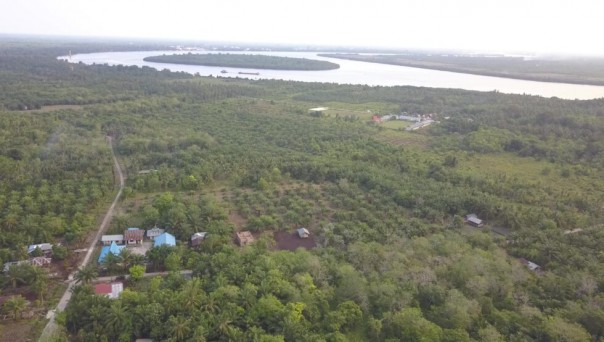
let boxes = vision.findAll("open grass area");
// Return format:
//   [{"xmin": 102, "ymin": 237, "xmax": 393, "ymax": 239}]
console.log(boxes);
[
  {"xmin": 381, "ymin": 120, "xmax": 411, "ymax": 130},
  {"xmin": 374, "ymin": 129, "xmax": 430, "ymax": 148}
]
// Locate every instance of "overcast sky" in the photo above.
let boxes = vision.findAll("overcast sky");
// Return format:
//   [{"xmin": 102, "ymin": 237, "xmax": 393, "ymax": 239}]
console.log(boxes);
[{"xmin": 1, "ymin": 0, "xmax": 603, "ymax": 55}]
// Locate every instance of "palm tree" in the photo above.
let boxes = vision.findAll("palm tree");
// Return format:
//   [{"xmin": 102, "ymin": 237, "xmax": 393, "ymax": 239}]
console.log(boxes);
[
  {"xmin": 104, "ymin": 252, "xmax": 122, "ymax": 275},
  {"xmin": 202, "ymin": 294, "xmax": 220, "ymax": 315},
  {"xmin": 168, "ymin": 316, "xmax": 191, "ymax": 342},
  {"xmin": 105, "ymin": 301, "xmax": 131, "ymax": 340},
  {"xmin": 31, "ymin": 276, "xmax": 48, "ymax": 304},
  {"xmin": 7, "ymin": 264, "xmax": 26, "ymax": 289},
  {"xmin": 74, "ymin": 265, "xmax": 98, "ymax": 284},
  {"xmin": 120, "ymin": 248, "xmax": 134, "ymax": 270},
  {"xmin": 4, "ymin": 295, "xmax": 28, "ymax": 320},
  {"xmin": 131, "ymin": 254, "xmax": 146, "ymax": 266},
  {"xmin": 180, "ymin": 278, "xmax": 204, "ymax": 311}
]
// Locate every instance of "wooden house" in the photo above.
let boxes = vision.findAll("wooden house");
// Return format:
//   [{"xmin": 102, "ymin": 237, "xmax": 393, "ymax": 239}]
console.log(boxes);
[
  {"xmin": 191, "ymin": 232, "xmax": 207, "ymax": 247},
  {"xmin": 124, "ymin": 228, "xmax": 144, "ymax": 245}
]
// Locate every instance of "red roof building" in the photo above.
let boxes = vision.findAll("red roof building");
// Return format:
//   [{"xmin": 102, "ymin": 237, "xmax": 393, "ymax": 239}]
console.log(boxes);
[
  {"xmin": 94, "ymin": 282, "xmax": 123, "ymax": 299},
  {"xmin": 124, "ymin": 228, "xmax": 144, "ymax": 245}
]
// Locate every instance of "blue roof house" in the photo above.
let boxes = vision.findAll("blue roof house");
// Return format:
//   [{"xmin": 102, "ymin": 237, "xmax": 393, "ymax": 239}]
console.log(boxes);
[
  {"xmin": 154, "ymin": 232, "xmax": 176, "ymax": 247},
  {"xmin": 98, "ymin": 242, "xmax": 125, "ymax": 263}
]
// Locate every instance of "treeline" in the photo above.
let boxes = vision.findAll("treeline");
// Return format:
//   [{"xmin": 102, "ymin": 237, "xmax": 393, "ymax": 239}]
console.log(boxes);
[{"xmin": 144, "ymin": 53, "xmax": 340, "ymax": 71}]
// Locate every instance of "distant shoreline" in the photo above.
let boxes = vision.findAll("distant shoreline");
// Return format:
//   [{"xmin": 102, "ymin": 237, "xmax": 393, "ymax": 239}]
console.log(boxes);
[{"xmin": 319, "ymin": 54, "xmax": 604, "ymax": 87}]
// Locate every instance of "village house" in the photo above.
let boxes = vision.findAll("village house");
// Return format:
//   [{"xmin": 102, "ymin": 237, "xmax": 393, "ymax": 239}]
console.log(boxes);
[
  {"xmin": 101, "ymin": 234, "xmax": 124, "ymax": 246},
  {"xmin": 465, "ymin": 214, "xmax": 484, "ymax": 227},
  {"xmin": 146, "ymin": 227, "xmax": 165, "ymax": 240},
  {"xmin": 154, "ymin": 232, "xmax": 176, "ymax": 248},
  {"xmin": 191, "ymin": 232, "xmax": 207, "ymax": 247},
  {"xmin": 27, "ymin": 243, "xmax": 53, "ymax": 256},
  {"xmin": 297, "ymin": 227, "xmax": 310, "ymax": 238},
  {"xmin": 3, "ymin": 256, "xmax": 52, "ymax": 273},
  {"xmin": 235, "ymin": 231, "xmax": 254, "ymax": 246},
  {"xmin": 308, "ymin": 107, "xmax": 328, "ymax": 116},
  {"xmin": 94, "ymin": 282, "xmax": 124, "ymax": 299},
  {"xmin": 98, "ymin": 242, "xmax": 125, "ymax": 263},
  {"xmin": 124, "ymin": 228, "xmax": 144, "ymax": 245},
  {"xmin": 519, "ymin": 258, "xmax": 542, "ymax": 272}
]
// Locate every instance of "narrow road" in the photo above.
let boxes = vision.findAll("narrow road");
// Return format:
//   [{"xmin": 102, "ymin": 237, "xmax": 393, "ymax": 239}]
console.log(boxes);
[
  {"xmin": 39, "ymin": 136, "xmax": 125, "ymax": 342},
  {"xmin": 93, "ymin": 270, "xmax": 193, "ymax": 283}
]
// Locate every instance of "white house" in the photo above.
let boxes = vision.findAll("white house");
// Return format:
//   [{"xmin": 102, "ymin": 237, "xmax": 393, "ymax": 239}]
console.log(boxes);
[{"xmin": 101, "ymin": 234, "xmax": 124, "ymax": 245}]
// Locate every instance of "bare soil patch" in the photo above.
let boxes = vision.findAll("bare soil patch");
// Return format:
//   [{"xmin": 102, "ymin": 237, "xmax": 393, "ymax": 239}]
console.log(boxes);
[
  {"xmin": 0, "ymin": 320, "xmax": 38, "ymax": 342},
  {"xmin": 228, "ymin": 211, "xmax": 248, "ymax": 229},
  {"xmin": 274, "ymin": 231, "xmax": 317, "ymax": 251}
]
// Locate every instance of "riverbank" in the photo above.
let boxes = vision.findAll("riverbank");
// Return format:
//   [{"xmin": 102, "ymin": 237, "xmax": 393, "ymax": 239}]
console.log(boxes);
[
  {"xmin": 320, "ymin": 53, "xmax": 604, "ymax": 86},
  {"xmin": 61, "ymin": 50, "xmax": 604, "ymax": 99}
]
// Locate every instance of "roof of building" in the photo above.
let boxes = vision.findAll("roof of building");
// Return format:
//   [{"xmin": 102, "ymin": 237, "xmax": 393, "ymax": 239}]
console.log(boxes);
[
  {"xmin": 101, "ymin": 234, "xmax": 124, "ymax": 242},
  {"xmin": 519, "ymin": 258, "xmax": 542, "ymax": 271},
  {"xmin": 98, "ymin": 242, "xmax": 125, "ymax": 263},
  {"xmin": 191, "ymin": 232, "xmax": 207, "ymax": 241},
  {"xmin": 27, "ymin": 243, "xmax": 52, "ymax": 254},
  {"xmin": 147, "ymin": 227, "xmax": 165, "ymax": 237},
  {"xmin": 467, "ymin": 216, "xmax": 483, "ymax": 225},
  {"xmin": 297, "ymin": 227, "xmax": 310, "ymax": 237},
  {"xmin": 154, "ymin": 232, "xmax": 176, "ymax": 247},
  {"xmin": 124, "ymin": 229, "xmax": 144, "ymax": 240},
  {"xmin": 95, "ymin": 282, "xmax": 124, "ymax": 299},
  {"xmin": 309, "ymin": 107, "xmax": 328, "ymax": 111}
]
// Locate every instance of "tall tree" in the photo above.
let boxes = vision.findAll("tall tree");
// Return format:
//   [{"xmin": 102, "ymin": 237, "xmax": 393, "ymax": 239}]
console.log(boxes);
[{"xmin": 74, "ymin": 265, "xmax": 98, "ymax": 285}]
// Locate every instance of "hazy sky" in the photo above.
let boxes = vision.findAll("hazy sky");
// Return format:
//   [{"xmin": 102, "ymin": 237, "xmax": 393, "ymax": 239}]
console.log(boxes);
[{"xmin": 1, "ymin": 0, "xmax": 603, "ymax": 55}]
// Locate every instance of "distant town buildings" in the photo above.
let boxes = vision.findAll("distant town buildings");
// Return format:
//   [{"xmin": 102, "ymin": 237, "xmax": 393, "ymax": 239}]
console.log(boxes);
[{"xmin": 370, "ymin": 112, "xmax": 437, "ymax": 130}]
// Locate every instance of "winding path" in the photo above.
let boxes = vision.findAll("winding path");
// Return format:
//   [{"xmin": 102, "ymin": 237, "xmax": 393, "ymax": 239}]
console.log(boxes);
[{"xmin": 38, "ymin": 136, "xmax": 125, "ymax": 341}]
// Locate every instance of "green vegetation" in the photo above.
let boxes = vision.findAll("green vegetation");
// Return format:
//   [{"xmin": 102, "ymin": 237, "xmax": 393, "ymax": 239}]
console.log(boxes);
[
  {"xmin": 321, "ymin": 53, "xmax": 604, "ymax": 85},
  {"xmin": 144, "ymin": 52, "xmax": 340, "ymax": 70},
  {"xmin": 0, "ymin": 38, "xmax": 603, "ymax": 341}
]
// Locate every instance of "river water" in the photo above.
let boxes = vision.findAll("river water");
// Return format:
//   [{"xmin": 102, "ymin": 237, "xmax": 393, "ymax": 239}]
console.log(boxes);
[{"xmin": 60, "ymin": 50, "xmax": 604, "ymax": 100}]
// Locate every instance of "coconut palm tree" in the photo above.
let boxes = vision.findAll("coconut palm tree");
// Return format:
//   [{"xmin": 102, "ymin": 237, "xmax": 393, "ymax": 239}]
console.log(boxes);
[
  {"xmin": 74, "ymin": 265, "xmax": 98, "ymax": 284},
  {"xmin": 7, "ymin": 264, "xmax": 27, "ymax": 289},
  {"xmin": 31, "ymin": 276, "xmax": 48, "ymax": 304},
  {"xmin": 105, "ymin": 301, "xmax": 131, "ymax": 340},
  {"xmin": 168, "ymin": 315, "xmax": 191, "ymax": 341},
  {"xmin": 4, "ymin": 295, "xmax": 28, "ymax": 320}
]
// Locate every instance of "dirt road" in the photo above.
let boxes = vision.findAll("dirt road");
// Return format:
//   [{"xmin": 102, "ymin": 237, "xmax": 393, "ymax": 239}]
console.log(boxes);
[{"xmin": 38, "ymin": 136, "xmax": 125, "ymax": 342}]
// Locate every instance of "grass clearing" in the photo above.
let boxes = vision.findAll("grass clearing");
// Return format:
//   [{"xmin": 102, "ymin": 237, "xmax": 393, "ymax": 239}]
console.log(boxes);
[
  {"xmin": 374, "ymin": 129, "xmax": 430, "ymax": 148},
  {"xmin": 381, "ymin": 120, "xmax": 411, "ymax": 130}
]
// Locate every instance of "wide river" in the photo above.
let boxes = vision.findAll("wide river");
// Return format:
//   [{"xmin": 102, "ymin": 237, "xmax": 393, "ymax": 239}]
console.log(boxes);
[{"xmin": 61, "ymin": 50, "xmax": 604, "ymax": 100}]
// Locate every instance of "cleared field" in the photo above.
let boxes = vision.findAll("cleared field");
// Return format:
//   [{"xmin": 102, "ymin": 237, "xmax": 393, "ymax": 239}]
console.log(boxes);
[{"xmin": 381, "ymin": 120, "xmax": 411, "ymax": 130}]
